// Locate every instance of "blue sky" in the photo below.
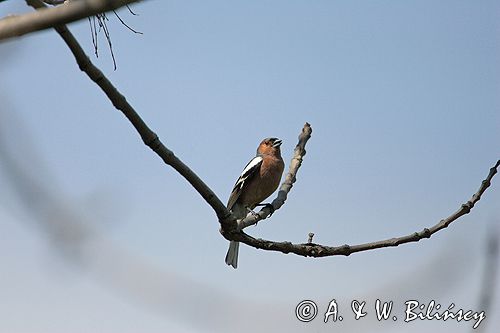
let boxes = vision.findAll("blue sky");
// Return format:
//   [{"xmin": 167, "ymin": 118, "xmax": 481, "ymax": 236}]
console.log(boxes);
[{"xmin": 0, "ymin": 1, "xmax": 499, "ymax": 332}]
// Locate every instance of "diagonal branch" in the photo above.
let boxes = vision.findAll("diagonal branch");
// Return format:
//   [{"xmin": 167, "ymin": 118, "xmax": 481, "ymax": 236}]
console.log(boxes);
[
  {"xmin": 25, "ymin": 0, "xmax": 234, "ymax": 230},
  {"xmin": 26, "ymin": 0, "xmax": 498, "ymax": 260},
  {"xmin": 229, "ymin": 160, "xmax": 500, "ymax": 257},
  {"xmin": 0, "ymin": 0, "xmax": 143, "ymax": 42}
]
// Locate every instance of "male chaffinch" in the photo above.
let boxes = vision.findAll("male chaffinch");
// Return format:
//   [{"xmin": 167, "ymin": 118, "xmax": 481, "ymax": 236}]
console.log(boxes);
[{"xmin": 225, "ymin": 137, "xmax": 285, "ymax": 268}]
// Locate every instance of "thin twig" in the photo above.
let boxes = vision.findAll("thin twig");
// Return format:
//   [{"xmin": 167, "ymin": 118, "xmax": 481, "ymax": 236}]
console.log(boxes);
[
  {"xmin": 89, "ymin": 8, "xmax": 142, "ymax": 70},
  {"xmin": 125, "ymin": 4, "xmax": 138, "ymax": 16},
  {"xmin": 95, "ymin": 12, "xmax": 117, "ymax": 70},
  {"xmin": 88, "ymin": 16, "xmax": 98, "ymax": 57},
  {"xmin": 113, "ymin": 10, "xmax": 142, "ymax": 34}
]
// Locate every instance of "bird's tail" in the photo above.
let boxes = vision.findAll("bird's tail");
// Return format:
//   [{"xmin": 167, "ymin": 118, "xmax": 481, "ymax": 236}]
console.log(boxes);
[
  {"xmin": 225, "ymin": 203, "xmax": 246, "ymax": 269},
  {"xmin": 225, "ymin": 241, "xmax": 239, "ymax": 269}
]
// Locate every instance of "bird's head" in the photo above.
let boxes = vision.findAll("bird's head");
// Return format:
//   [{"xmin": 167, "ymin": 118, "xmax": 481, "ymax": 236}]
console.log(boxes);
[{"xmin": 257, "ymin": 137, "xmax": 282, "ymax": 156}]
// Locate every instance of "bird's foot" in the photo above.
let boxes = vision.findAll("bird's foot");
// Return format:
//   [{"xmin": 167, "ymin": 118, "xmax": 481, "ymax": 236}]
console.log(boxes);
[{"xmin": 255, "ymin": 203, "xmax": 275, "ymax": 217}]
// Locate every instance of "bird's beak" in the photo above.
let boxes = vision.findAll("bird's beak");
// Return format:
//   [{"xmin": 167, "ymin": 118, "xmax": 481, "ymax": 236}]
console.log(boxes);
[{"xmin": 273, "ymin": 139, "xmax": 282, "ymax": 148}]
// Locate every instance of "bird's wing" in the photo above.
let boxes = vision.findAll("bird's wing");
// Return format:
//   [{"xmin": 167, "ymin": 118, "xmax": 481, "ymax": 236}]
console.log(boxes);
[{"xmin": 227, "ymin": 155, "xmax": 263, "ymax": 210}]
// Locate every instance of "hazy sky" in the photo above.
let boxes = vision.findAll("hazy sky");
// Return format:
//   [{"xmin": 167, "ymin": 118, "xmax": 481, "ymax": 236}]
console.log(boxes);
[{"xmin": 1, "ymin": 1, "xmax": 499, "ymax": 332}]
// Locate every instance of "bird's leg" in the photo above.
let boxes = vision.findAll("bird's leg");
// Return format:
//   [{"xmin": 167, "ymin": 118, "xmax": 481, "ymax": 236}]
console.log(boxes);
[
  {"xmin": 245, "ymin": 207, "xmax": 261, "ymax": 226},
  {"xmin": 246, "ymin": 207, "xmax": 259, "ymax": 217},
  {"xmin": 254, "ymin": 203, "xmax": 275, "ymax": 217}
]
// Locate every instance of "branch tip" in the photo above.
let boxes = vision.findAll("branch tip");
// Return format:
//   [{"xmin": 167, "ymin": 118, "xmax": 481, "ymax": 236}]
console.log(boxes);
[{"xmin": 307, "ymin": 232, "xmax": 314, "ymax": 243}]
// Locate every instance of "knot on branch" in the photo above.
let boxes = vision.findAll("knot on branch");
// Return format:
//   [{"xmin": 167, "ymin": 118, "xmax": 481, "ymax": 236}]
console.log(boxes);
[
  {"xmin": 341, "ymin": 244, "xmax": 351, "ymax": 256},
  {"xmin": 307, "ymin": 232, "xmax": 315, "ymax": 244},
  {"xmin": 461, "ymin": 202, "xmax": 472, "ymax": 212},
  {"xmin": 144, "ymin": 133, "xmax": 160, "ymax": 149},
  {"xmin": 422, "ymin": 228, "xmax": 431, "ymax": 238}
]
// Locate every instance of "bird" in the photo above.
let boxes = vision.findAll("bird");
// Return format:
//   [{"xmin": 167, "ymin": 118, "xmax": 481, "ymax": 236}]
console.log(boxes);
[{"xmin": 225, "ymin": 137, "xmax": 285, "ymax": 268}]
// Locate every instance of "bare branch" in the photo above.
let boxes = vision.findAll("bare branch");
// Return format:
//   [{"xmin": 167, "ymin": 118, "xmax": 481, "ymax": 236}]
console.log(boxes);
[
  {"xmin": 229, "ymin": 160, "xmax": 500, "ymax": 257},
  {"xmin": 25, "ymin": 0, "xmax": 498, "ymax": 261},
  {"xmin": 0, "ymin": 0, "xmax": 142, "ymax": 42}
]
